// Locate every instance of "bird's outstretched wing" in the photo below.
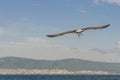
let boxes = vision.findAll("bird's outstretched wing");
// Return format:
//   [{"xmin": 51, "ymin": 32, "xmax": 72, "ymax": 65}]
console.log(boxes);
[
  {"xmin": 47, "ymin": 24, "xmax": 110, "ymax": 37},
  {"xmin": 47, "ymin": 30, "xmax": 76, "ymax": 37},
  {"xmin": 81, "ymin": 24, "xmax": 110, "ymax": 31}
]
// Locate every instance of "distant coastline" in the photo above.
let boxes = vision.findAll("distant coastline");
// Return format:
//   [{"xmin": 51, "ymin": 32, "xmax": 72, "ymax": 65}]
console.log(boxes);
[
  {"xmin": 0, "ymin": 57, "xmax": 120, "ymax": 75},
  {"xmin": 0, "ymin": 69, "xmax": 112, "ymax": 75}
]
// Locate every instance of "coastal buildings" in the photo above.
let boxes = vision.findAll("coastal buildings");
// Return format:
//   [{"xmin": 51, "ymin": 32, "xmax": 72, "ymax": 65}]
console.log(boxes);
[{"xmin": 0, "ymin": 69, "xmax": 110, "ymax": 75}]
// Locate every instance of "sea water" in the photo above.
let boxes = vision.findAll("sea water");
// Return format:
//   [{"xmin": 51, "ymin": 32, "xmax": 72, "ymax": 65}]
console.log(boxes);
[{"xmin": 0, "ymin": 75, "xmax": 120, "ymax": 80}]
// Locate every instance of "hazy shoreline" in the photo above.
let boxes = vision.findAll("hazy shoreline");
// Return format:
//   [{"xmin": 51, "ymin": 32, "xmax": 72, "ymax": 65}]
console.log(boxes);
[{"xmin": 0, "ymin": 69, "xmax": 112, "ymax": 75}]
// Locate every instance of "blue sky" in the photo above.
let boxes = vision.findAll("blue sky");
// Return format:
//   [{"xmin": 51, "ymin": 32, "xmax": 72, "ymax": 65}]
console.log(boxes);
[{"xmin": 0, "ymin": 0, "xmax": 120, "ymax": 62}]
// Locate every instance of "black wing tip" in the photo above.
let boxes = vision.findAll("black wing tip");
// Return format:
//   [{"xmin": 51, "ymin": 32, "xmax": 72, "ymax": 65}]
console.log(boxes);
[
  {"xmin": 47, "ymin": 35, "xmax": 55, "ymax": 37},
  {"xmin": 103, "ymin": 24, "xmax": 110, "ymax": 28},
  {"xmin": 47, "ymin": 35, "xmax": 52, "ymax": 37},
  {"xmin": 107, "ymin": 24, "xmax": 110, "ymax": 26}
]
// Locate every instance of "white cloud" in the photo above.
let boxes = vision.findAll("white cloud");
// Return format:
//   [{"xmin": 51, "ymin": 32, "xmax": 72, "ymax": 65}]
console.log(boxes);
[
  {"xmin": 92, "ymin": 48, "xmax": 109, "ymax": 54},
  {"xmin": 79, "ymin": 10, "xmax": 87, "ymax": 13},
  {"xmin": 0, "ymin": 28, "xmax": 9, "ymax": 35},
  {"xmin": 93, "ymin": 0, "xmax": 120, "ymax": 6},
  {"xmin": 20, "ymin": 17, "xmax": 30, "ymax": 22},
  {"xmin": 1, "ymin": 38, "xmax": 120, "ymax": 62},
  {"xmin": 117, "ymin": 41, "xmax": 120, "ymax": 48},
  {"xmin": 0, "ymin": 37, "xmax": 78, "ymax": 60},
  {"xmin": 92, "ymin": 41, "xmax": 120, "ymax": 54},
  {"xmin": 25, "ymin": 37, "xmax": 48, "ymax": 43}
]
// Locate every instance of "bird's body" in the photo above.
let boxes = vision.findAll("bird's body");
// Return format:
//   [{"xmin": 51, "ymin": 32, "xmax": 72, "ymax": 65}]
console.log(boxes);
[
  {"xmin": 76, "ymin": 29, "xmax": 83, "ymax": 33},
  {"xmin": 47, "ymin": 24, "xmax": 110, "ymax": 37}
]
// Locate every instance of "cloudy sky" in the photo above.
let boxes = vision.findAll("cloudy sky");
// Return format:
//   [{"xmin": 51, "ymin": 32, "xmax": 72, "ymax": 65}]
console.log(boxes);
[{"xmin": 0, "ymin": 0, "xmax": 120, "ymax": 62}]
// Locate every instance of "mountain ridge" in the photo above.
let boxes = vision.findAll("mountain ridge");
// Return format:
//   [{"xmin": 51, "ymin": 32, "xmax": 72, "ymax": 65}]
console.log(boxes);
[{"xmin": 0, "ymin": 57, "xmax": 120, "ymax": 73}]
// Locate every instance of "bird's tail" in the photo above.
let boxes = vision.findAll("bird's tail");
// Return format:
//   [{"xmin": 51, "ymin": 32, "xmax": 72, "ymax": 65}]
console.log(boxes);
[{"xmin": 77, "ymin": 33, "xmax": 82, "ymax": 37}]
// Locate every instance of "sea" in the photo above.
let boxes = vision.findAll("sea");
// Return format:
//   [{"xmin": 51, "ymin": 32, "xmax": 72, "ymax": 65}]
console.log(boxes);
[{"xmin": 0, "ymin": 75, "xmax": 120, "ymax": 80}]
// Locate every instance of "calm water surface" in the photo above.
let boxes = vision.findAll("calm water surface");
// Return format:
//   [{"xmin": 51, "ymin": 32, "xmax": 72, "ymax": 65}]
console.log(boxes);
[{"xmin": 0, "ymin": 75, "xmax": 120, "ymax": 80}]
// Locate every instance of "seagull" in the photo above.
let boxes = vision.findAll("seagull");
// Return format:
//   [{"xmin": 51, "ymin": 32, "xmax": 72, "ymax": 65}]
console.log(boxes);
[{"xmin": 47, "ymin": 24, "xmax": 110, "ymax": 37}]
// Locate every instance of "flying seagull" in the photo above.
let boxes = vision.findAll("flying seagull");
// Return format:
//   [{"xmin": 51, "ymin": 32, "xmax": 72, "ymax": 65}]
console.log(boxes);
[{"xmin": 47, "ymin": 24, "xmax": 110, "ymax": 37}]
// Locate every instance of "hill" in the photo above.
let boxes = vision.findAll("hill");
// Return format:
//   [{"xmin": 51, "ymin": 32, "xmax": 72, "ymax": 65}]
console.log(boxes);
[{"xmin": 0, "ymin": 57, "xmax": 120, "ymax": 73}]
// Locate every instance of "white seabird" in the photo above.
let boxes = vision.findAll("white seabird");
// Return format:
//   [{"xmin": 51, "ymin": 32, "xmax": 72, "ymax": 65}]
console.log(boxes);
[{"xmin": 47, "ymin": 24, "xmax": 110, "ymax": 37}]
